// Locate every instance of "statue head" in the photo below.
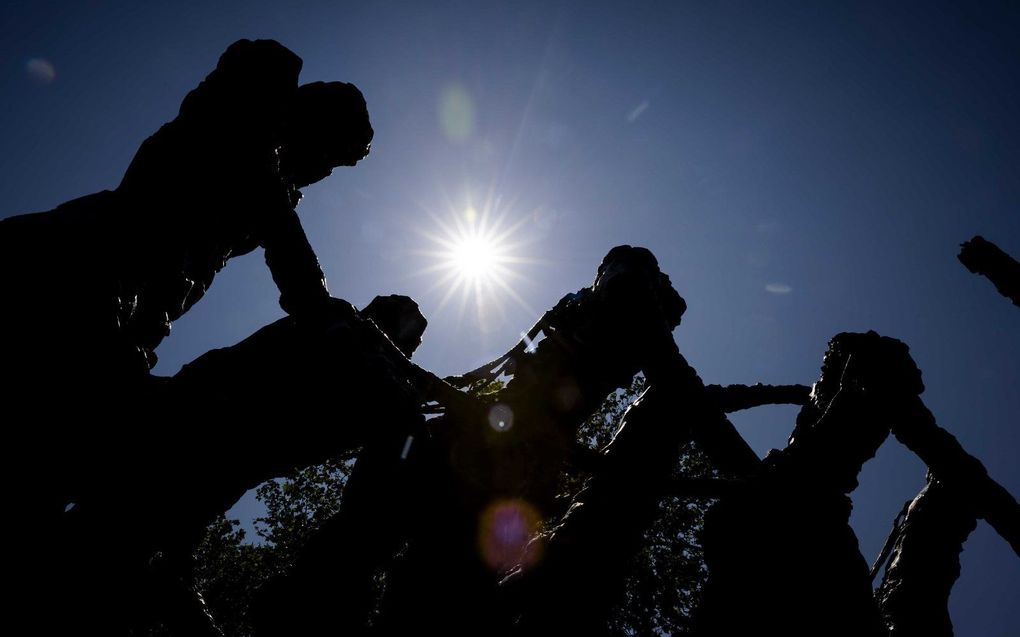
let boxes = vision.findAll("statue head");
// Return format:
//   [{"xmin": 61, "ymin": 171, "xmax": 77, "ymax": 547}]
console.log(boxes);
[
  {"xmin": 811, "ymin": 331, "xmax": 924, "ymax": 413},
  {"xmin": 785, "ymin": 331, "xmax": 924, "ymax": 491},
  {"xmin": 594, "ymin": 245, "xmax": 687, "ymax": 330},
  {"xmin": 362, "ymin": 294, "xmax": 428, "ymax": 358},
  {"xmin": 280, "ymin": 81, "xmax": 374, "ymax": 188}
]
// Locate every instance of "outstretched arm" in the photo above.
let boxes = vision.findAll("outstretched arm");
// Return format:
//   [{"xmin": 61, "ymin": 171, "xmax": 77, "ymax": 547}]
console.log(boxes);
[
  {"xmin": 958, "ymin": 235, "xmax": 1020, "ymax": 308},
  {"xmin": 892, "ymin": 396, "xmax": 1020, "ymax": 557},
  {"xmin": 261, "ymin": 203, "xmax": 331, "ymax": 316},
  {"xmin": 704, "ymin": 382, "xmax": 810, "ymax": 413}
]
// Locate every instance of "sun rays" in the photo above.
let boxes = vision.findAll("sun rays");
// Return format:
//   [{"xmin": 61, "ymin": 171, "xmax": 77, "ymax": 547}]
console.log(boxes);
[
  {"xmin": 448, "ymin": 211, "xmax": 499, "ymax": 283},
  {"xmin": 413, "ymin": 190, "xmax": 540, "ymax": 331}
]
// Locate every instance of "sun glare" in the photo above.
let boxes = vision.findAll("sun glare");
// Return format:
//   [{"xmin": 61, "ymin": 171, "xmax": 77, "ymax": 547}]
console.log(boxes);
[
  {"xmin": 451, "ymin": 234, "xmax": 497, "ymax": 282},
  {"xmin": 414, "ymin": 193, "xmax": 539, "ymax": 329},
  {"xmin": 437, "ymin": 206, "xmax": 512, "ymax": 288}
]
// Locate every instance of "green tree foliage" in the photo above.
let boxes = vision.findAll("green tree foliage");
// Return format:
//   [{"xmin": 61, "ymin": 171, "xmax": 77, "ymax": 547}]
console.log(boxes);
[
  {"xmin": 193, "ymin": 453, "xmax": 356, "ymax": 636},
  {"xmin": 193, "ymin": 516, "xmax": 267, "ymax": 637},
  {"xmin": 254, "ymin": 453, "xmax": 357, "ymax": 562},
  {"xmin": 194, "ymin": 378, "xmax": 710, "ymax": 636},
  {"xmin": 573, "ymin": 375, "xmax": 713, "ymax": 637}
]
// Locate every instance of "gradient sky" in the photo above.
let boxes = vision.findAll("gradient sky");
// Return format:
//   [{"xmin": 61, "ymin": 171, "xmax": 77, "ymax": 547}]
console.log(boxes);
[{"xmin": 2, "ymin": 1, "xmax": 1018, "ymax": 634}]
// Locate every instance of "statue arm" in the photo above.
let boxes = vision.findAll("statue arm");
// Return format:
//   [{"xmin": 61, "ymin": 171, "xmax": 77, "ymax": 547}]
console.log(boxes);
[
  {"xmin": 958, "ymin": 235, "xmax": 1020, "ymax": 308},
  {"xmin": 704, "ymin": 382, "xmax": 811, "ymax": 412},
  {"xmin": 892, "ymin": 396, "xmax": 1020, "ymax": 557},
  {"xmin": 260, "ymin": 204, "xmax": 331, "ymax": 316}
]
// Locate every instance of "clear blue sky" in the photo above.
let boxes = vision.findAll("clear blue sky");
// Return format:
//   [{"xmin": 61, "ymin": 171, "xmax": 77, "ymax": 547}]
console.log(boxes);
[{"xmin": 2, "ymin": 1, "xmax": 1017, "ymax": 634}]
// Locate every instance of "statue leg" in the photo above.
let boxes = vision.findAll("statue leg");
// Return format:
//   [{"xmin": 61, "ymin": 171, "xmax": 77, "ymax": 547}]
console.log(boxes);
[
  {"xmin": 251, "ymin": 416, "xmax": 425, "ymax": 637},
  {"xmin": 876, "ymin": 475, "xmax": 978, "ymax": 637}
]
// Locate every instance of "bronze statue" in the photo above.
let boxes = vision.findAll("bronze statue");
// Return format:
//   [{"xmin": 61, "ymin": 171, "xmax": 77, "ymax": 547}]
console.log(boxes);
[
  {"xmin": 250, "ymin": 295, "xmax": 431, "ymax": 637},
  {"xmin": 59, "ymin": 293, "xmax": 433, "ymax": 636},
  {"xmin": 959, "ymin": 235, "xmax": 1020, "ymax": 308},
  {"xmin": 873, "ymin": 473, "xmax": 978, "ymax": 637},
  {"xmin": 253, "ymin": 246, "xmax": 806, "ymax": 636},
  {"xmin": 5, "ymin": 34, "xmax": 1015, "ymax": 636},
  {"xmin": 1, "ymin": 38, "xmax": 373, "ymax": 522},
  {"xmin": 1, "ymin": 38, "xmax": 375, "ymax": 636},
  {"xmin": 692, "ymin": 331, "xmax": 1020, "ymax": 637}
]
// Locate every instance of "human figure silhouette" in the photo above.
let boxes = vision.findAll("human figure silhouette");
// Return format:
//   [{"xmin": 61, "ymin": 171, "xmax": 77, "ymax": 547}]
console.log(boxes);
[
  {"xmin": 2, "ymin": 38, "xmax": 371, "ymax": 378},
  {"xmin": 1, "ymin": 36, "xmax": 371, "ymax": 516},
  {"xmin": 250, "ymin": 294, "xmax": 430, "ymax": 637},
  {"xmin": 0, "ymin": 37, "xmax": 373, "ymax": 635},
  {"xmin": 351, "ymin": 247, "xmax": 702, "ymax": 635},
  {"xmin": 244, "ymin": 246, "xmax": 689, "ymax": 636},
  {"xmin": 58, "ymin": 294, "xmax": 429, "ymax": 636},
  {"xmin": 693, "ymin": 331, "xmax": 1020, "ymax": 637},
  {"xmin": 692, "ymin": 333, "xmax": 903, "ymax": 637}
]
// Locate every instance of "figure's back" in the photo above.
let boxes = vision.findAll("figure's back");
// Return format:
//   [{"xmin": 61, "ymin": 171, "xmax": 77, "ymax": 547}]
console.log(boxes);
[{"xmin": 0, "ymin": 190, "xmax": 144, "ymax": 377}]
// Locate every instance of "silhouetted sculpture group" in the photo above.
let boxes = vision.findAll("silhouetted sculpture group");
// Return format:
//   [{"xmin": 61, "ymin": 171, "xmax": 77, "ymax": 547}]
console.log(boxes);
[{"xmin": 2, "ymin": 38, "xmax": 1017, "ymax": 637}]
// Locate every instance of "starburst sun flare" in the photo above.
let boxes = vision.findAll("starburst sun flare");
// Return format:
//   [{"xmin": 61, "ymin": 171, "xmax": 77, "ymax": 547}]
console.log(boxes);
[
  {"xmin": 415, "ymin": 198, "xmax": 538, "ymax": 327},
  {"xmin": 450, "ymin": 225, "xmax": 499, "ymax": 283}
]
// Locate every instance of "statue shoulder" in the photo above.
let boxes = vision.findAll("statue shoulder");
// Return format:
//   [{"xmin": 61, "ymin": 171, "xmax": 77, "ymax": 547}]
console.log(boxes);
[{"xmin": 178, "ymin": 39, "xmax": 302, "ymax": 123}]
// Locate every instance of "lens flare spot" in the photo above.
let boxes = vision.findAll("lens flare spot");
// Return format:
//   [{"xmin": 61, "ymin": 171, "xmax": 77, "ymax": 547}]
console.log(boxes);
[
  {"xmin": 488, "ymin": 403, "xmax": 514, "ymax": 432},
  {"xmin": 478, "ymin": 499, "xmax": 543, "ymax": 573},
  {"xmin": 26, "ymin": 58, "xmax": 56, "ymax": 84},
  {"xmin": 439, "ymin": 83, "xmax": 475, "ymax": 143},
  {"xmin": 554, "ymin": 379, "xmax": 582, "ymax": 412},
  {"xmin": 765, "ymin": 282, "xmax": 793, "ymax": 294}
]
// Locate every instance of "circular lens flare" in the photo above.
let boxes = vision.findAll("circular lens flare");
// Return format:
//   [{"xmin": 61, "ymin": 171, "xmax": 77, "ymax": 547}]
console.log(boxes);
[
  {"xmin": 438, "ymin": 83, "xmax": 475, "ymax": 143},
  {"xmin": 478, "ymin": 499, "xmax": 543, "ymax": 574},
  {"xmin": 487, "ymin": 403, "xmax": 514, "ymax": 432},
  {"xmin": 26, "ymin": 58, "xmax": 56, "ymax": 84}
]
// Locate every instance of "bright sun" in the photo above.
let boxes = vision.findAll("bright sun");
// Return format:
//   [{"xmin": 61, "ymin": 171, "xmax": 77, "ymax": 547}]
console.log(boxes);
[
  {"xmin": 436, "ymin": 205, "xmax": 512, "ymax": 288},
  {"xmin": 450, "ymin": 233, "xmax": 497, "ymax": 281},
  {"xmin": 415, "ymin": 196, "xmax": 537, "ymax": 327}
]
